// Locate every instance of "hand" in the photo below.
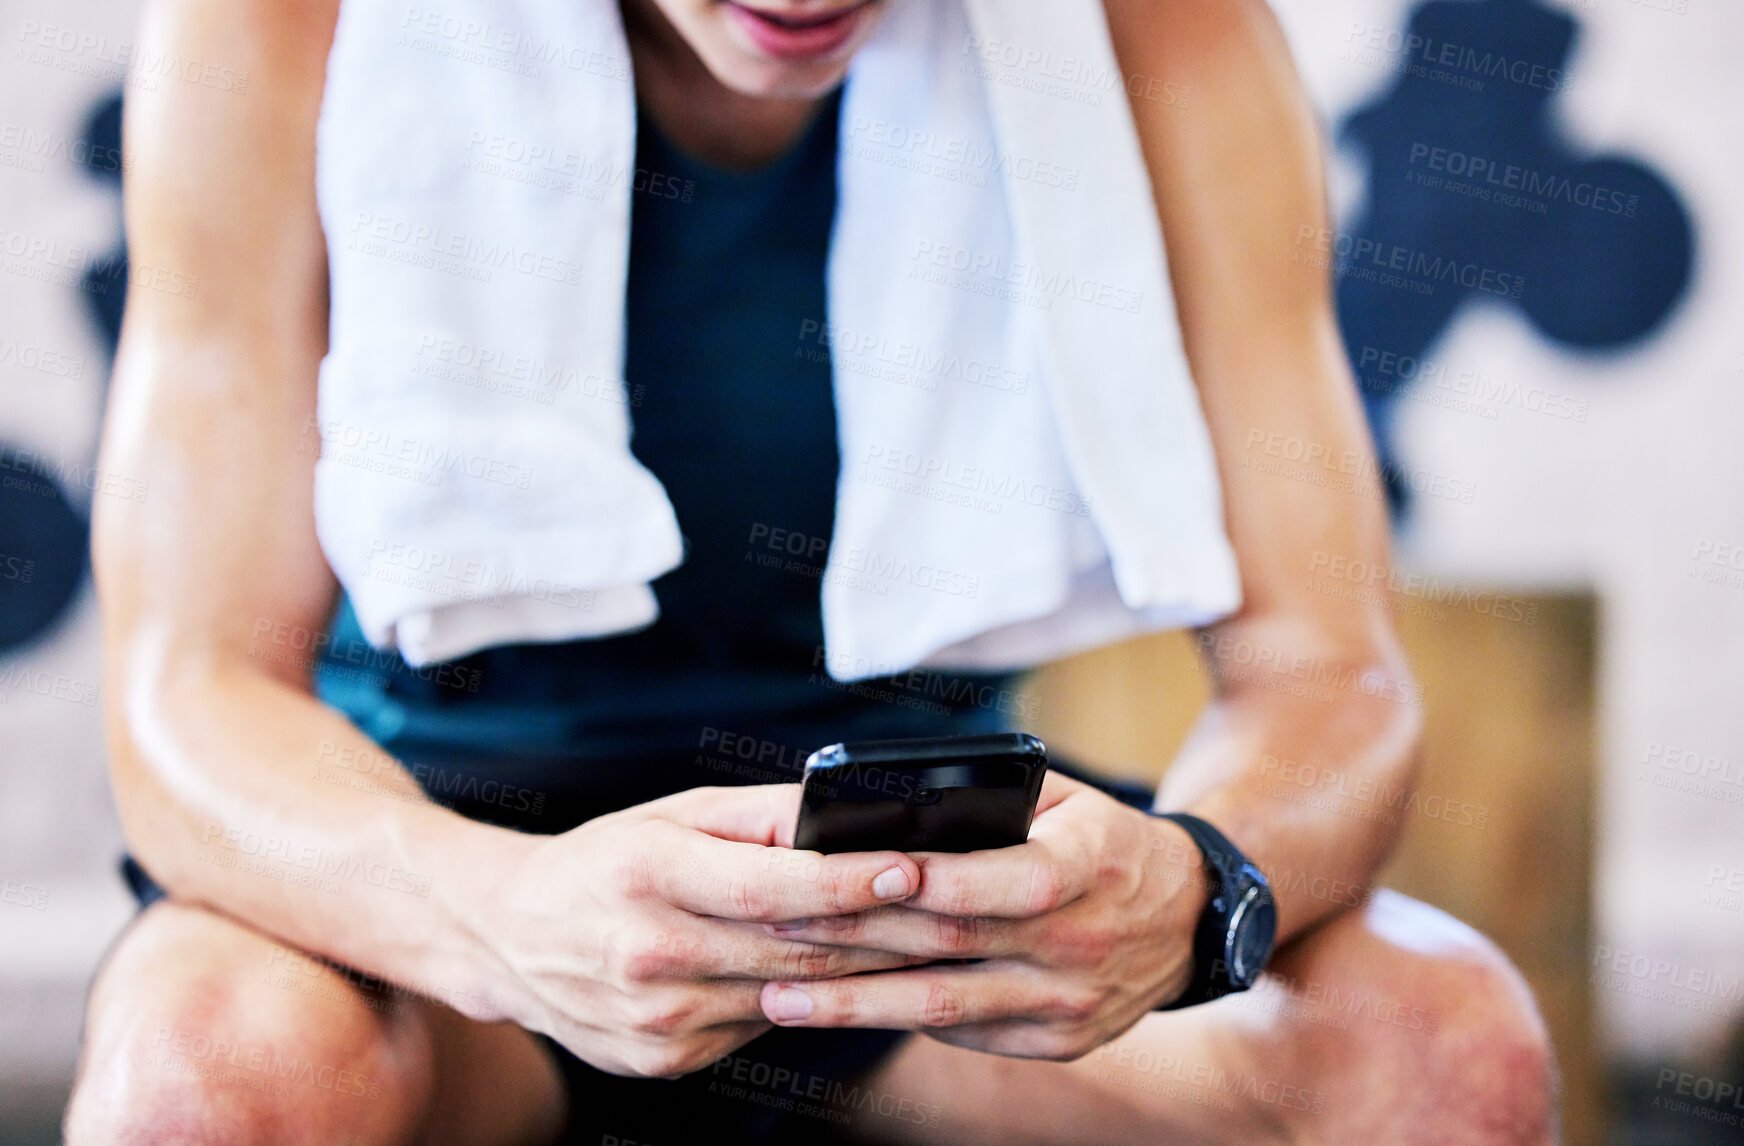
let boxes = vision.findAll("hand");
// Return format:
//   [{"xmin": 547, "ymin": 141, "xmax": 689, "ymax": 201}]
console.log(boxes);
[
  {"xmin": 755, "ymin": 772, "xmax": 1208, "ymax": 1060},
  {"xmin": 474, "ymin": 784, "xmax": 929, "ymax": 1079}
]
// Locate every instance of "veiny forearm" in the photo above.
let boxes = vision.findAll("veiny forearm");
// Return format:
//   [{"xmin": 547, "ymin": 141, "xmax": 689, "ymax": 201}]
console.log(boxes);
[
  {"xmin": 107, "ymin": 654, "xmax": 529, "ymax": 1020},
  {"xmin": 1096, "ymin": 0, "xmax": 1419, "ymax": 944},
  {"xmin": 1153, "ymin": 616, "xmax": 1422, "ymax": 942},
  {"xmin": 93, "ymin": 320, "xmax": 530, "ymax": 1022}
]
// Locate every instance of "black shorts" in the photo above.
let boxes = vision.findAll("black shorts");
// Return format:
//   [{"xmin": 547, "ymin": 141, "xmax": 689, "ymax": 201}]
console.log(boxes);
[{"xmin": 119, "ymin": 745, "xmax": 1151, "ymax": 1144}]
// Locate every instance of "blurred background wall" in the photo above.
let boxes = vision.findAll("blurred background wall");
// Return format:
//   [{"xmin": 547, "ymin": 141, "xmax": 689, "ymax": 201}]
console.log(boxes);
[
  {"xmin": 1, "ymin": 0, "xmax": 139, "ymax": 1139},
  {"xmin": 2, "ymin": 0, "xmax": 1739, "ymax": 1141}
]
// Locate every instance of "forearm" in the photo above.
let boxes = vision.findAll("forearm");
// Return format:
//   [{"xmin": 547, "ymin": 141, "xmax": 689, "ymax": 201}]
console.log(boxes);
[
  {"xmin": 109, "ymin": 657, "xmax": 532, "ymax": 1020},
  {"xmin": 1152, "ymin": 616, "xmax": 1422, "ymax": 943}
]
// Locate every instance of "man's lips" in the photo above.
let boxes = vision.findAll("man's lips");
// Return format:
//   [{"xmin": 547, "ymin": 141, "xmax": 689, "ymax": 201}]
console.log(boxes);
[
  {"xmin": 722, "ymin": 1, "xmax": 875, "ymax": 60},
  {"xmin": 733, "ymin": 2, "xmax": 865, "ymax": 28}
]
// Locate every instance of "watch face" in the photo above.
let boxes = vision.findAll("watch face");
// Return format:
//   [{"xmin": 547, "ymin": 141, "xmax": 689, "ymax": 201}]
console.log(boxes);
[{"xmin": 1225, "ymin": 881, "xmax": 1279, "ymax": 986}]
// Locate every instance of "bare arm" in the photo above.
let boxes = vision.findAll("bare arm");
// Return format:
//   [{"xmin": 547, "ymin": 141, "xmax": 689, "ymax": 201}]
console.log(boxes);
[
  {"xmin": 1104, "ymin": 0, "xmax": 1420, "ymax": 938},
  {"xmin": 98, "ymin": 0, "xmax": 924, "ymax": 1078},
  {"xmin": 96, "ymin": 0, "xmax": 514, "ymax": 1008},
  {"xmin": 761, "ymin": 0, "xmax": 1422, "ymax": 1054}
]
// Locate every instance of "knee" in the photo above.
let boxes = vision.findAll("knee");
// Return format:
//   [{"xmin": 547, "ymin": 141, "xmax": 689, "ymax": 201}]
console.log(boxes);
[
  {"xmin": 1357, "ymin": 891, "xmax": 1558, "ymax": 1146},
  {"xmin": 66, "ymin": 933, "xmax": 434, "ymax": 1145}
]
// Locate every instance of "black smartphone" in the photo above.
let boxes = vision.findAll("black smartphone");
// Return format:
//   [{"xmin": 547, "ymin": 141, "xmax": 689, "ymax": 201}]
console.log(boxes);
[{"xmin": 793, "ymin": 733, "xmax": 1048, "ymax": 854}]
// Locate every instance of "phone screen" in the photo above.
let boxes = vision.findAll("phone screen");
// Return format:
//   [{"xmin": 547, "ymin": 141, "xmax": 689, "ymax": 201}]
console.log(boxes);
[{"xmin": 793, "ymin": 733, "xmax": 1048, "ymax": 854}]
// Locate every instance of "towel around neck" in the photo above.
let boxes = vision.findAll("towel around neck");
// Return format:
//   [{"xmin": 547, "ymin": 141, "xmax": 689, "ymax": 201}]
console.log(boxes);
[{"xmin": 312, "ymin": 0, "xmax": 1240, "ymax": 680}]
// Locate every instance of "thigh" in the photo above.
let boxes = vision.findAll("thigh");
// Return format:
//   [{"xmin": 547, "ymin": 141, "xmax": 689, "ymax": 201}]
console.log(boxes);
[
  {"xmin": 840, "ymin": 891, "xmax": 1555, "ymax": 1146},
  {"xmin": 66, "ymin": 899, "xmax": 565, "ymax": 1146}
]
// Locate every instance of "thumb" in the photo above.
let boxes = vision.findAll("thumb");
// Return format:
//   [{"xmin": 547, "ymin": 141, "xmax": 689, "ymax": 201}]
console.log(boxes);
[{"xmin": 633, "ymin": 783, "xmax": 804, "ymax": 847}]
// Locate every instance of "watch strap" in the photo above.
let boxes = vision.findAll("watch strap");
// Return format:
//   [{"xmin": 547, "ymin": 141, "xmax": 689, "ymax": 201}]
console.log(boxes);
[{"xmin": 1152, "ymin": 811, "xmax": 1255, "ymax": 1011}]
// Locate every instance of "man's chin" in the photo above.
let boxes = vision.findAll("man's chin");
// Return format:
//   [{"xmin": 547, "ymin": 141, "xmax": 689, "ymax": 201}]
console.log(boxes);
[{"xmin": 701, "ymin": 51, "xmax": 856, "ymax": 101}]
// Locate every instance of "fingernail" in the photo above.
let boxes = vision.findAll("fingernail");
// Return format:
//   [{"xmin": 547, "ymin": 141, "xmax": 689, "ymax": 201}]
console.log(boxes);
[
  {"xmin": 769, "ymin": 986, "xmax": 813, "ymax": 1021},
  {"xmin": 872, "ymin": 866, "xmax": 912, "ymax": 899}
]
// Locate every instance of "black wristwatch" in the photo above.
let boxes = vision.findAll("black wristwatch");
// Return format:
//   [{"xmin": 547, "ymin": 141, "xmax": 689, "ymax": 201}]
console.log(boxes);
[{"xmin": 1151, "ymin": 812, "xmax": 1278, "ymax": 1010}]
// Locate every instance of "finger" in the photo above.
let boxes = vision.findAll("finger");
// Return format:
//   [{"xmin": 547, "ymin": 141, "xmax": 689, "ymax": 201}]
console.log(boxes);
[
  {"xmin": 643, "ymin": 823, "xmax": 920, "ymax": 921},
  {"xmin": 678, "ymin": 920, "xmax": 936, "ymax": 980},
  {"xmin": 1034, "ymin": 768, "xmax": 1090, "ymax": 814},
  {"xmin": 765, "ymin": 906, "xmax": 1030, "ymax": 960},
  {"xmin": 632, "ymin": 784, "xmax": 803, "ymax": 846},
  {"xmin": 568, "ymin": 979, "xmax": 771, "ymax": 1053},
  {"xmin": 629, "ymin": 1020, "xmax": 775, "ymax": 1081},
  {"xmin": 614, "ymin": 916, "xmax": 929, "ymax": 989},
  {"xmin": 640, "ymin": 980, "xmax": 772, "ymax": 1032},
  {"xmin": 921, "ymin": 1018, "xmax": 1094, "ymax": 1061},
  {"xmin": 906, "ymin": 838, "xmax": 1090, "ymax": 918},
  {"xmin": 760, "ymin": 961, "xmax": 1076, "ymax": 1030}
]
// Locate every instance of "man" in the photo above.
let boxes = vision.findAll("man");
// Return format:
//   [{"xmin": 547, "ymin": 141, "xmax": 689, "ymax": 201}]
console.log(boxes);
[{"xmin": 68, "ymin": 0, "xmax": 1556, "ymax": 1142}]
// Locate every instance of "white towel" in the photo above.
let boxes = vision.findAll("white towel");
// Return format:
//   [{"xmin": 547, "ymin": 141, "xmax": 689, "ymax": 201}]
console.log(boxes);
[{"xmin": 313, "ymin": 0, "xmax": 1241, "ymax": 680}]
